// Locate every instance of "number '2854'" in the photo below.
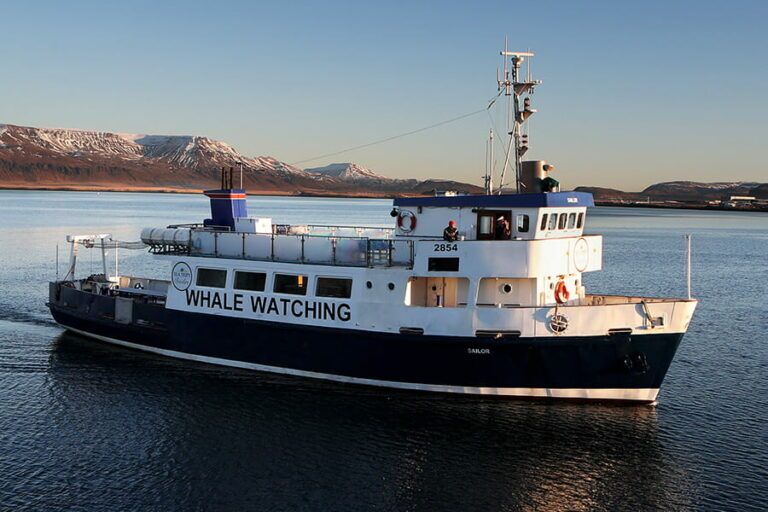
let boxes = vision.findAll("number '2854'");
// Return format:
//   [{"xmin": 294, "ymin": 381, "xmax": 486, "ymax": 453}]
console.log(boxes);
[{"xmin": 433, "ymin": 243, "xmax": 458, "ymax": 252}]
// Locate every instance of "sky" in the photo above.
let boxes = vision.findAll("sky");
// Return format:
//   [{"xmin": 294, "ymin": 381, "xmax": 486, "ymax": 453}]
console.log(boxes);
[{"xmin": 1, "ymin": 0, "xmax": 766, "ymax": 190}]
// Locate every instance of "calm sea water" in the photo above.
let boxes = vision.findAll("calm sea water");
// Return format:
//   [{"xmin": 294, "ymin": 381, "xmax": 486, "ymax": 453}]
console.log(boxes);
[{"xmin": 0, "ymin": 190, "xmax": 766, "ymax": 511}]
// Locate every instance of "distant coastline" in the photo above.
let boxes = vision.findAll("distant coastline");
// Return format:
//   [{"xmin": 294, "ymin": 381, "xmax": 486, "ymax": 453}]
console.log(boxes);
[{"xmin": 2, "ymin": 184, "xmax": 767, "ymax": 211}]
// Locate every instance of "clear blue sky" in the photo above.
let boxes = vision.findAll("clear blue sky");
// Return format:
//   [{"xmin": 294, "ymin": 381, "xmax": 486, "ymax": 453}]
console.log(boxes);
[{"xmin": 2, "ymin": 0, "xmax": 765, "ymax": 190}]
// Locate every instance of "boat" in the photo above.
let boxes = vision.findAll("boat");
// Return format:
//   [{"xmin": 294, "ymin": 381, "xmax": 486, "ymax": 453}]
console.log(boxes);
[{"xmin": 47, "ymin": 48, "xmax": 697, "ymax": 403}]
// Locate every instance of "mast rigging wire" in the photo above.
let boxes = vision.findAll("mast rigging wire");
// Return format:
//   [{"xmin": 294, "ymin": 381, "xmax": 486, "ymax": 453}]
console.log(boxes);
[{"xmin": 290, "ymin": 92, "xmax": 503, "ymax": 167}]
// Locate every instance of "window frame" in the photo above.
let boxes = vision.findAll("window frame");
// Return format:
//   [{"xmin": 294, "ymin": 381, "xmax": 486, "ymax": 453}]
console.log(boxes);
[
  {"xmin": 558, "ymin": 213, "xmax": 567, "ymax": 230},
  {"xmin": 539, "ymin": 213, "xmax": 549, "ymax": 231},
  {"xmin": 567, "ymin": 212, "xmax": 577, "ymax": 229}
]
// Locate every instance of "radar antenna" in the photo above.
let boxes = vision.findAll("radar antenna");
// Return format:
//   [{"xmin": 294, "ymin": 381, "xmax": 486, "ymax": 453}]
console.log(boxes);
[{"xmin": 495, "ymin": 40, "xmax": 541, "ymax": 194}]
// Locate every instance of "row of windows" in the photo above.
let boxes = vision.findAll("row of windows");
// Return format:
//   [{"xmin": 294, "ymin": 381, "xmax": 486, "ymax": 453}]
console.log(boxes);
[
  {"xmin": 539, "ymin": 212, "xmax": 584, "ymax": 231},
  {"xmin": 196, "ymin": 268, "xmax": 353, "ymax": 298}
]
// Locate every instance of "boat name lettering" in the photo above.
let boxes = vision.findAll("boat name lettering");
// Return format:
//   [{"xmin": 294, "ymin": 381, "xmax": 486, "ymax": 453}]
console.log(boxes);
[
  {"xmin": 467, "ymin": 348, "xmax": 490, "ymax": 355},
  {"xmin": 185, "ymin": 290, "xmax": 351, "ymax": 321}
]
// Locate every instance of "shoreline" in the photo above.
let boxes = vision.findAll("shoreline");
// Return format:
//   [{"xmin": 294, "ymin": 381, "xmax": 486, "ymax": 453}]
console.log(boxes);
[
  {"xmin": 1, "ymin": 184, "xmax": 766, "ymax": 212},
  {"xmin": 0, "ymin": 184, "xmax": 398, "ymax": 199}
]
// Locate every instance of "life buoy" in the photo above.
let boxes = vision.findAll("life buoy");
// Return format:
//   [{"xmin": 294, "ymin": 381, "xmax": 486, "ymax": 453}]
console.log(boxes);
[
  {"xmin": 554, "ymin": 280, "xmax": 570, "ymax": 304},
  {"xmin": 397, "ymin": 210, "xmax": 417, "ymax": 233}
]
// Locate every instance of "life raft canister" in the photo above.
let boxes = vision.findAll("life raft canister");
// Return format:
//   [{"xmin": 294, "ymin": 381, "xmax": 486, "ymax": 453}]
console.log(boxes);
[
  {"xmin": 397, "ymin": 210, "xmax": 417, "ymax": 233},
  {"xmin": 554, "ymin": 280, "xmax": 570, "ymax": 304}
]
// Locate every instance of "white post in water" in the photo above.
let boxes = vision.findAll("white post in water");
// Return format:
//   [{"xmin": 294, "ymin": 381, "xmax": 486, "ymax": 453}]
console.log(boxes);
[
  {"xmin": 55, "ymin": 244, "xmax": 59, "ymax": 281},
  {"xmin": 685, "ymin": 234, "xmax": 692, "ymax": 299}
]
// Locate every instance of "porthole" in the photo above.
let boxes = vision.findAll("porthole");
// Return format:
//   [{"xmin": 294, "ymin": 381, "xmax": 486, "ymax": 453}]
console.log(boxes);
[
  {"xmin": 366, "ymin": 281, "xmax": 373, "ymax": 289},
  {"xmin": 388, "ymin": 282, "xmax": 395, "ymax": 290},
  {"xmin": 501, "ymin": 283, "xmax": 513, "ymax": 294}
]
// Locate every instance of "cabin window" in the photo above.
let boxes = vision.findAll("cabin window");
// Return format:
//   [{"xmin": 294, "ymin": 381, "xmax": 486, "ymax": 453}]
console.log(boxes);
[
  {"xmin": 316, "ymin": 277, "xmax": 352, "ymax": 299},
  {"xmin": 567, "ymin": 213, "xmax": 577, "ymax": 229},
  {"xmin": 539, "ymin": 214, "xmax": 548, "ymax": 230},
  {"xmin": 577, "ymin": 212, "xmax": 584, "ymax": 228},
  {"xmin": 548, "ymin": 213, "xmax": 558, "ymax": 230},
  {"xmin": 558, "ymin": 214, "xmax": 567, "ymax": 230},
  {"xmin": 516, "ymin": 214, "xmax": 530, "ymax": 233},
  {"xmin": 196, "ymin": 268, "xmax": 227, "ymax": 288},
  {"xmin": 274, "ymin": 274, "xmax": 308, "ymax": 295},
  {"xmin": 234, "ymin": 271, "xmax": 266, "ymax": 292}
]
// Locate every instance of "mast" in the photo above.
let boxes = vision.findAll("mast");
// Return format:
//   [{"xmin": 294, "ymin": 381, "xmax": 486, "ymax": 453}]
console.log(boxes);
[
  {"xmin": 484, "ymin": 129, "xmax": 494, "ymax": 195},
  {"xmin": 496, "ymin": 42, "xmax": 541, "ymax": 194}
]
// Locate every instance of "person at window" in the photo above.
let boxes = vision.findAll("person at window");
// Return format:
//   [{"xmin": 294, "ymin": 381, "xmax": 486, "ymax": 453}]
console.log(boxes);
[
  {"xmin": 495, "ymin": 216, "xmax": 511, "ymax": 240},
  {"xmin": 443, "ymin": 220, "xmax": 459, "ymax": 241}
]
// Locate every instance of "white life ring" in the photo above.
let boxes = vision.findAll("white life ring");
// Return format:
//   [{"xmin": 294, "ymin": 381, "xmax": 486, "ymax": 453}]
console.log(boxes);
[{"xmin": 397, "ymin": 210, "xmax": 417, "ymax": 233}]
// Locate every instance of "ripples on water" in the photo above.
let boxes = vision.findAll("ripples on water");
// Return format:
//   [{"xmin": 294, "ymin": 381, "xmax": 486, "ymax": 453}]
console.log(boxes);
[{"xmin": 0, "ymin": 191, "xmax": 766, "ymax": 511}]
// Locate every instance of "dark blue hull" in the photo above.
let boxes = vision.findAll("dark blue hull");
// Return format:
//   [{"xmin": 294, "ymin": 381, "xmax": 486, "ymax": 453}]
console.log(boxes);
[{"xmin": 48, "ymin": 286, "xmax": 683, "ymax": 401}]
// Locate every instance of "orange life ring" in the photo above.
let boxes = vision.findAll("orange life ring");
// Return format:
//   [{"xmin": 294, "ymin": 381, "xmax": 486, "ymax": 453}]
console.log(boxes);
[
  {"xmin": 397, "ymin": 210, "xmax": 417, "ymax": 233},
  {"xmin": 555, "ymin": 280, "xmax": 570, "ymax": 304}
]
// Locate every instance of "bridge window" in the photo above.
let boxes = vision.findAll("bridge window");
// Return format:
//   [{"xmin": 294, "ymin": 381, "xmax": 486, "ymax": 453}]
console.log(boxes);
[
  {"xmin": 548, "ymin": 213, "xmax": 558, "ymax": 230},
  {"xmin": 577, "ymin": 212, "xmax": 584, "ymax": 228},
  {"xmin": 558, "ymin": 214, "xmax": 567, "ymax": 230},
  {"xmin": 234, "ymin": 271, "xmax": 266, "ymax": 292},
  {"xmin": 568, "ymin": 213, "xmax": 577, "ymax": 229},
  {"xmin": 516, "ymin": 214, "xmax": 530, "ymax": 233},
  {"xmin": 316, "ymin": 277, "xmax": 352, "ymax": 299},
  {"xmin": 196, "ymin": 268, "xmax": 227, "ymax": 288},
  {"xmin": 274, "ymin": 274, "xmax": 308, "ymax": 295},
  {"xmin": 540, "ymin": 213, "xmax": 548, "ymax": 230}
]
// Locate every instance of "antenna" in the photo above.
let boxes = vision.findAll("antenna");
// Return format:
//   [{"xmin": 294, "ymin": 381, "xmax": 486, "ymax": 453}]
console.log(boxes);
[{"xmin": 494, "ymin": 41, "xmax": 541, "ymax": 194}]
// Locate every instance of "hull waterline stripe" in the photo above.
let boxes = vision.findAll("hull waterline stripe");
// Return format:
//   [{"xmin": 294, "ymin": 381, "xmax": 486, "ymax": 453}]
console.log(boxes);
[{"xmin": 64, "ymin": 327, "xmax": 660, "ymax": 402}]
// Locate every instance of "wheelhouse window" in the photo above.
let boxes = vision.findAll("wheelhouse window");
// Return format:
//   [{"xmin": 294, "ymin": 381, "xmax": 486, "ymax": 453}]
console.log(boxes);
[
  {"xmin": 577, "ymin": 212, "xmax": 584, "ymax": 228},
  {"xmin": 548, "ymin": 213, "xmax": 558, "ymax": 230},
  {"xmin": 558, "ymin": 214, "xmax": 568, "ymax": 230},
  {"xmin": 539, "ymin": 213, "xmax": 548, "ymax": 230},
  {"xmin": 516, "ymin": 214, "xmax": 530, "ymax": 233},
  {"xmin": 196, "ymin": 268, "xmax": 227, "ymax": 288},
  {"xmin": 274, "ymin": 274, "xmax": 308, "ymax": 295},
  {"xmin": 316, "ymin": 277, "xmax": 352, "ymax": 299},
  {"xmin": 567, "ymin": 212, "xmax": 577, "ymax": 229},
  {"xmin": 234, "ymin": 271, "xmax": 266, "ymax": 292}
]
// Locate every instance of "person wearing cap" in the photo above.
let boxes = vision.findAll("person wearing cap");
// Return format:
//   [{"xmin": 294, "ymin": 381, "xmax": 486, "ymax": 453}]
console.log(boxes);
[
  {"xmin": 495, "ymin": 216, "xmax": 511, "ymax": 240},
  {"xmin": 443, "ymin": 220, "xmax": 459, "ymax": 242}
]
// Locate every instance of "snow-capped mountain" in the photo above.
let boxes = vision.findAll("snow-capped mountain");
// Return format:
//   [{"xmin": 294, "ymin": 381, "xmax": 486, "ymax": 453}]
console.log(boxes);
[
  {"xmin": 0, "ymin": 123, "xmax": 482, "ymax": 196},
  {"xmin": 304, "ymin": 162, "xmax": 390, "ymax": 182}
]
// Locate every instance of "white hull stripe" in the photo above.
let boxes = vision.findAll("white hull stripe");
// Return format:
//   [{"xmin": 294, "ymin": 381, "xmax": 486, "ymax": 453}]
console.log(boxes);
[{"xmin": 65, "ymin": 327, "xmax": 660, "ymax": 402}]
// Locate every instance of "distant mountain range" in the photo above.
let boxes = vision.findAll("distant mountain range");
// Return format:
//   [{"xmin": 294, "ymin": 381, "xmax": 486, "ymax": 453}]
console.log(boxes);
[
  {"xmin": 576, "ymin": 181, "xmax": 768, "ymax": 202},
  {"xmin": 0, "ymin": 123, "xmax": 482, "ymax": 196}
]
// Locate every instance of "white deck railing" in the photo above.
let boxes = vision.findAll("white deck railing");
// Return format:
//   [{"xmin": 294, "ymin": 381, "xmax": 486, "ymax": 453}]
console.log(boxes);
[{"xmin": 172, "ymin": 229, "xmax": 414, "ymax": 268}]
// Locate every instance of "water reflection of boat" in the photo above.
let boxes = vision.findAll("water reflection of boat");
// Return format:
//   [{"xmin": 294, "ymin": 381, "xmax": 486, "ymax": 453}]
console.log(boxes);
[{"xmin": 47, "ymin": 332, "xmax": 695, "ymax": 510}]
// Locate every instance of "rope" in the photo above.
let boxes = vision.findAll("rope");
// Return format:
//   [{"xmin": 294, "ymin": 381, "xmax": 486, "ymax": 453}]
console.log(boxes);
[{"xmin": 290, "ymin": 93, "xmax": 504, "ymax": 167}]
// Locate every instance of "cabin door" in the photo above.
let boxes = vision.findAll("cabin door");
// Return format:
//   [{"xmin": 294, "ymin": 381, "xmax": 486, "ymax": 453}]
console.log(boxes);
[{"xmin": 476, "ymin": 210, "xmax": 511, "ymax": 240}]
